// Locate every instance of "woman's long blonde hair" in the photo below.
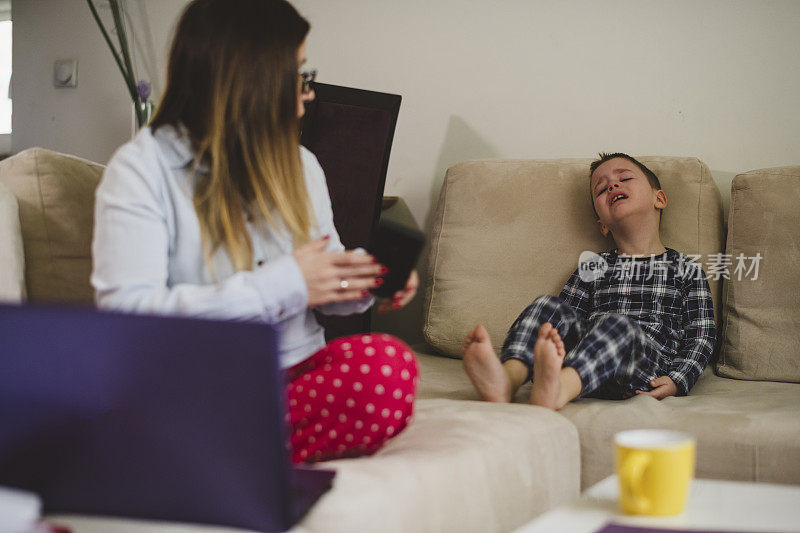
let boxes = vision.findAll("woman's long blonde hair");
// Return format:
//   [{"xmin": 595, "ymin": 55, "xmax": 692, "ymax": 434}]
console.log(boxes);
[{"xmin": 151, "ymin": 0, "xmax": 313, "ymax": 271}]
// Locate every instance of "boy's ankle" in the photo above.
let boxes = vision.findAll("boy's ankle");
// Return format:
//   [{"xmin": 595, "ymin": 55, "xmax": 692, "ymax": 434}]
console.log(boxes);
[{"xmin": 503, "ymin": 359, "xmax": 531, "ymax": 394}]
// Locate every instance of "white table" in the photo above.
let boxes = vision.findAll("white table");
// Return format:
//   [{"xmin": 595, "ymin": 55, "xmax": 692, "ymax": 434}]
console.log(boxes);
[{"xmin": 515, "ymin": 476, "xmax": 800, "ymax": 533}]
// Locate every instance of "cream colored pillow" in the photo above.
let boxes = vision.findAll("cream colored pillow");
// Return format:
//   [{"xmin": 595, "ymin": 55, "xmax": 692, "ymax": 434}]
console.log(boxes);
[
  {"xmin": 423, "ymin": 157, "xmax": 725, "ymax": 357},
  {"xmin": 0, "ymin": 181, "xmax": 25, "ymax": 303},
  {"xmin": 717, "ymin": 166, "xmax": 800, "ymax": 382},
  {"xmin": 0, "ymin": 148, "xmax": 104, "ymax": 304}
]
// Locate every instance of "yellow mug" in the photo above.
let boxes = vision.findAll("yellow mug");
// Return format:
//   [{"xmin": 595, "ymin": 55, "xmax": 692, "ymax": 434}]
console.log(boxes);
[{"xmin": 614, "ymin": 429, "xmax": 696, "ymax": 516}]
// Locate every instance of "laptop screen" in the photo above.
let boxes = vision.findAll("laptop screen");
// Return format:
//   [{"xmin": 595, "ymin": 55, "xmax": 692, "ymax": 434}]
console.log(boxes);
[{"xmin": 0, "ymin": 304, "xmax": 314, "ymax": 531}]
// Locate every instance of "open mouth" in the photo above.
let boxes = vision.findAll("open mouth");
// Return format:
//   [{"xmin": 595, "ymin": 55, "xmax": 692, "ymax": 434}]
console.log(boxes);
[{"xmin": 610, "ymin": 193, "xmax": 628, "ymax": 206}]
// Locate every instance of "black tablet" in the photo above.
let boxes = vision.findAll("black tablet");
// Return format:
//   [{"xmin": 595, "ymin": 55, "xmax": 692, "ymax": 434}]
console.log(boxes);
[{"xmin": 367, "ymin": 219, "xmax": 425, "ymax": 299}]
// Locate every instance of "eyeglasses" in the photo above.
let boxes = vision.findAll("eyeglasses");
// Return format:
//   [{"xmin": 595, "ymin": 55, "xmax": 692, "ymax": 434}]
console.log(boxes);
[{"xmin": 299, "ymin": 68, "xmax": 317, "ymax": 94}]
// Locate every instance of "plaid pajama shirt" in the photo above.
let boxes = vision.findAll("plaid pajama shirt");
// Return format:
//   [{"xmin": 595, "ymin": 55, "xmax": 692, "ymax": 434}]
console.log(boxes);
[{"xmin": 500, "ymin": 248, "xmax": 716, "ymax": 398}]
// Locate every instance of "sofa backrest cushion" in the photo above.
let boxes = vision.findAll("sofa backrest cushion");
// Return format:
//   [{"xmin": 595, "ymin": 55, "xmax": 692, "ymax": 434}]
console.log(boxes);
[
  {"xmin": 717, "ymin": 166, "xmax": 800, "ymax": 383},
  {"xmin": 0, "ymin": 148, "xmax": 104, "ymax": 305},
  {"xmin": 423, "ymin": 157, "xmax": 725, "ymax": 357},
  {"xmin": 0, "ymin": 181, "xmax": 25, "ymax": 303}
]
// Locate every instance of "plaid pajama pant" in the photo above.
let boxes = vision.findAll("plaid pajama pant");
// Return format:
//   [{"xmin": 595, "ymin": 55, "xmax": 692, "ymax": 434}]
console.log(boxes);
[{"xmin": 500, "ymin": 295, "xmax": 664, "ymax": 399}]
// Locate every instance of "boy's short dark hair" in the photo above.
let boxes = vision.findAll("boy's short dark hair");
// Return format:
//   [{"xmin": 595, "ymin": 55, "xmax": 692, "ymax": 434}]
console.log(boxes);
[
  {"xmin": 590, "ymin": 152, "xmax": 662, "ymax": 191},
  {"xmin": 589, "ymin": 153, "xmax": 663, "ymax": 220}
]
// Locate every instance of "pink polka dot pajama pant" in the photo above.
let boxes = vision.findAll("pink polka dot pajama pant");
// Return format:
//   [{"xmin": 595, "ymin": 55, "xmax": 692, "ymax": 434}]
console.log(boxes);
[{"xmin": 286, "ymin": 333, "xmax": 419, "ymax": 463}]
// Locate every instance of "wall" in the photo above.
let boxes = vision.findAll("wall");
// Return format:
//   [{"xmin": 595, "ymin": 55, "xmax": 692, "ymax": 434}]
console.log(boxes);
[
  {"xmin": 292, "ymin": 0, "xmax": 800, "ymax": 226},
  {"xmin": 11, "ymin": 0, "xmax": 185, "ymax": 163},
  {"xmin": 12, "ymin": 0, "xmax": 800, "ymax": 228}
]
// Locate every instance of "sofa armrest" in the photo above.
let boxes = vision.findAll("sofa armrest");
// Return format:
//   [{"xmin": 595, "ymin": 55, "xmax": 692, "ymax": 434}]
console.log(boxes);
[{"xmin": 0, "ymin": 181, "xmax": 25, "ymax": 303}]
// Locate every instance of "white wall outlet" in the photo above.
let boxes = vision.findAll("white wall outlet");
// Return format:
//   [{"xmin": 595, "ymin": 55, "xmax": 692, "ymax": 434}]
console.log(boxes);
[{"xmin": 53, "ymin": 59, "xmax": 78, "ymax": 88}]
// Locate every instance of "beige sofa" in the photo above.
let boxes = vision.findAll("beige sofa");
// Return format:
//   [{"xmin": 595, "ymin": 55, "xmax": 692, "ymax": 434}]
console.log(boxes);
[
  {"xmin": 416, "ymin": 157, "xmax": 800, "ymax": 489},
  {"xmin": 0, "ymin": 148, "xmax": 578, "ymax": 533},
  {"xmin": 0, "ymin": 148, "xmax": 798, "ymax": 532}
]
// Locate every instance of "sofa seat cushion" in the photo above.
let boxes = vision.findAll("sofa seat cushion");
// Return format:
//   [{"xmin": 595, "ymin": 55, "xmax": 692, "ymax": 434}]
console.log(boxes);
[
  {"xmin": 0, "ymin": 182, "xmax": 25, "ymax": 303},
  {"xmin": 300, "ymin": 398, "xmax": 579, "ymax": 532},
  {"xmin": 415, "ymin": 350, "xmax": 800, "ymax": 489},
  {"xmin": 0, "ymin": 148, "xmax": 104, "ymax": 304},
  {"xmin": 560, "ymin": 370, "xmax": 800, "ymax": 489},
  {"xmin": 416, "ymin": 348, "xmax": 534, "ymax": 403},
  {"xmin": 47, "ymin": 397, "xmax": 580, "ymax": 533},
  {"xmin": 717, "ymin": 166, "xmax": 800, "ymax": 382},
  {"xmin": 423, "ymin": 157, "xmax": 725, "ymax": 357}
]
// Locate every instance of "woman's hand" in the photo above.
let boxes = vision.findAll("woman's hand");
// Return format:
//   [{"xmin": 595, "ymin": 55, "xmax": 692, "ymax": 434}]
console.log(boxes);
[
  {"xmin": 378, "ymin": 269, "xmax": 419, "ymax": 313},
  {"xmin": 293, "ymin": 238, "xmax": 385, "ymax": 307}
]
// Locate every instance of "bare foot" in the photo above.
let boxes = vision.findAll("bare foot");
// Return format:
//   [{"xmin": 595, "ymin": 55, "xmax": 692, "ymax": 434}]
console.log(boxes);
[
  {"xmin": 547, "ymin": 324, "xmax": 566, "ymax": 359},
  {"xmin": 463, "ymin": 325, "xmax": 511, "ymax": 402},
  {"xmin": 530, "ymin": 322, "xmax": 566, "ymax": 410}
]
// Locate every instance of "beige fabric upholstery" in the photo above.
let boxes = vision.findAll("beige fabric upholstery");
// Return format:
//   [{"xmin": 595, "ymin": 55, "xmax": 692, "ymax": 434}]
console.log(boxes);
[
  {"xmin": 0, "ymin": 148, "xmax": 104, "ymax": 305},
  {"xmin": 0, "ymin": 181, "xmax": 25, "ymax": 303},
  {"xmin": 717, "ymin": 167, "xmax": 800, "ymax": 383},
  {"xmin": 301, "ymin": 398, "xmax": 579, "ymax": 532},
  {"xmin": 561, "ymin": 371, "xmax": 800, "ymax": 489},
  {"xmin": 414, "ymin": 350, "xmax": 800, "ymax": 489},
  {"xmin": 22, "ymin": 152, "xmax": 799, "ymax": 532},
  {"xmin": 423, "ymin": 157, "xmax": 724, "ymax": 357},
  {"xmin": 49, "ymin": 398, "xmax": 580, "ymax": 533}
]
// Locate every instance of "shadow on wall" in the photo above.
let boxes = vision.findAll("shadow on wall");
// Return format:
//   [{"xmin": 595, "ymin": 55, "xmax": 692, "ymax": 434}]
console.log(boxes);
[
  {"xmin": 372, "ymin": 115, "xmax": 501, "ymax": 348},
  {"xmin": 424, "ymin": 114, "xmax": 502, "ymax": 235}
]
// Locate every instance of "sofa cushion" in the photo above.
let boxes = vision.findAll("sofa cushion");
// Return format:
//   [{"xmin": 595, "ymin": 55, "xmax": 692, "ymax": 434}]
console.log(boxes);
[
  {"xmin": 0, "ymin": 148, "xmax": 104, "ymax": 304},
  {"xmin": 560, "ymin": 371, "xmax": 800, "ymax": 489},
  {"xmin": 423, "ymin": 157, "xmax": 725, "ymax": 357},
  {"xmin": 48, "ymin": 398, "xmax": 580, "ymax": 533},
  {"xmin": 300, "ymin": 398, "xmax": 579, "ymax": 532},
  {"xmin": 717, "ymin": 166, "xmax": 800, "ymax": 382},
  {"xmin": 0, "ymin": 182, "xmax": 25, "ymax": 303},
  {"xmin": 415, "ymin": 349, "xmax": 800, "ymax": 489}
]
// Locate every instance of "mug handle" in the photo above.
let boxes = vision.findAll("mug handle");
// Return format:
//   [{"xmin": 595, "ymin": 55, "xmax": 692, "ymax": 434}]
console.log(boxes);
[{"xmin": 620, "ymin": 450, "xmax": 651, "ymax": 514}]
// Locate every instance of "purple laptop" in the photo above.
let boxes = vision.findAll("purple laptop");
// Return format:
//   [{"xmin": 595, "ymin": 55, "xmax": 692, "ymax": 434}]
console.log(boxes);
[{"xmin": 0, "ymin": 303, "xmax": 334, "ymax": 532}]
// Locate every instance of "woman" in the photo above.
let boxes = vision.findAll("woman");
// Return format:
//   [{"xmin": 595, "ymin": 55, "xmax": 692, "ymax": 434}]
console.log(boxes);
[{"xmin": 91, "ymin": 0, "xmax": 418, "ymax": 463}]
